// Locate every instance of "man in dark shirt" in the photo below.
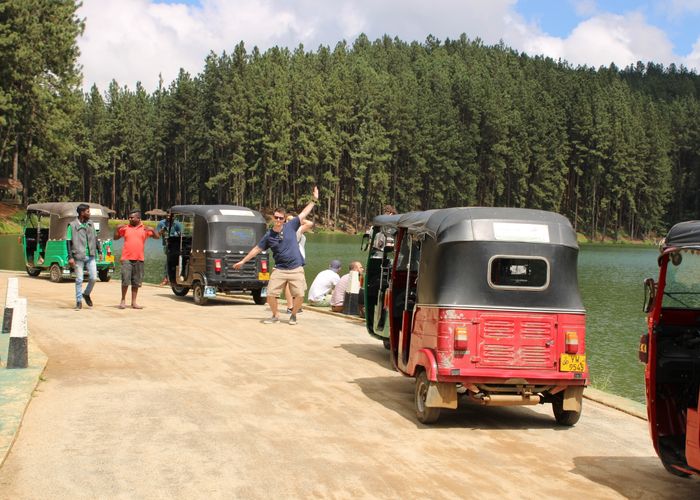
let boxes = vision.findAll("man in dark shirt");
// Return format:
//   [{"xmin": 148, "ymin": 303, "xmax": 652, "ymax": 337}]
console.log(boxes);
[{"xmin": 233, "ymin": 186, "xmax": 318, "ymax": 325}]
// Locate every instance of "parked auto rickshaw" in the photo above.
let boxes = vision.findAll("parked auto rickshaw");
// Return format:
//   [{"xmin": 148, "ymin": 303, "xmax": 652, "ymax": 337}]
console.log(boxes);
[
  {"xmin": 364, "ymin": 207, "xmax": 588, "ymax": 425},
  {"xmin": 362, "ymin": 216, "xmax": 399, "ymax": 349},
  {"xmin": 640, "ymin": 221, "xmax": 700, "ymax": 477},
  {"xmin": 21, "ymin": 202, "xmax": 115, "ymax": 282},
  {"xmin": 167, "ymin": 205, "xmax": 270, "ymax": 305}
]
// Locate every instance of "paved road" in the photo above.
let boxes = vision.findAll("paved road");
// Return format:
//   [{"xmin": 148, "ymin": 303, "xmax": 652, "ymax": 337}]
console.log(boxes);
[{"xmin": 0, "ymin": 272, "xmax": 697, "ymax": 498}]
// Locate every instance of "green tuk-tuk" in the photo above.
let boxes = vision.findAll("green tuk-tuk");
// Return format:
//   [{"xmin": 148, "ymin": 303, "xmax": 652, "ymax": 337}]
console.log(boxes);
[{"xmin": 22, "ymin": 202, "xmax": 116, "ymax": 282}]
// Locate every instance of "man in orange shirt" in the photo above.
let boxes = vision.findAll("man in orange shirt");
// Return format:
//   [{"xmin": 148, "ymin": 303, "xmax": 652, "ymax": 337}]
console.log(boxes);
[{"xmin": 113, "ymin": 210, "xmax": 160, "ymax": 309}]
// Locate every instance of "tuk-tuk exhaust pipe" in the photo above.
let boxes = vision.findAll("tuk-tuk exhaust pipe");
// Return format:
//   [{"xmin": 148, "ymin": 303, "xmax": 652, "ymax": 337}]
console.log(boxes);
[{"xmin": 472, "ymin": 394, "xmax": 541, "ymax": 406}]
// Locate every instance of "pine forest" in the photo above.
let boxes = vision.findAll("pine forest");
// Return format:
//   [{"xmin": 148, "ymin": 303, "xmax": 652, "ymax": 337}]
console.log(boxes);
[{"xmin": 3, "ymin": 1, "xmax": 700, "ymax": 239}]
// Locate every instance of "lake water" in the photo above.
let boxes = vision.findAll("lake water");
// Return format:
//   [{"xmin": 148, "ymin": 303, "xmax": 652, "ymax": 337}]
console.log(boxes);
[{"xmin": 0, "ymin": 233, "xmax": 657, "ymax": 403}]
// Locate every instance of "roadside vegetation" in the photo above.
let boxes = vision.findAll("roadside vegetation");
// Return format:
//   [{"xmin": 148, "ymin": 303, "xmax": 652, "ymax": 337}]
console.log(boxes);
[{"xmin": 2, "ymin": 1, "xmax": 700, "ymax": 240}]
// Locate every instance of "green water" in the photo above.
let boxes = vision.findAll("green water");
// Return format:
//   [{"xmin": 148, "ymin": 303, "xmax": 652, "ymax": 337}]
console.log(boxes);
[{"xmin": 0, "ymin": 233, "xmax": 657, "ymax": 403}]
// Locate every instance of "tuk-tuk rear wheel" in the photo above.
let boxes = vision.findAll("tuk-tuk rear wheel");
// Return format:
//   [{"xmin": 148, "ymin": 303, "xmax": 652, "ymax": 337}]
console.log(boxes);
[
  {"xmin": 252, "ymin": 288, "xmax": 266, "ymax": 305},
  {"xmin": 415, "ymin": 371, "xmax": 441, "ymax": 424},
  {"xmin": 193, "ymin": 282, "xmax": 208, "ymax": 306},
  {"xmin": 26, "ymin": 266, "xmax": 41, "ymax": 277},
  {"xmin": 552, "ymin": 394, "xmax": 582, "ymax": 426},
  {"xmin": 661, "ymin": 459, "xmax": 691, "ymax": 478},
  {"xmin": 49, "ymin": 264, "xmax": 63, "ymax": 283},
  {"xmin": 98, "ymin": 269, "xmax": 111, "ymax": 282},
  {"xmin": 171, "ymin": 284, "xmax": 190, "ymax": 297}
]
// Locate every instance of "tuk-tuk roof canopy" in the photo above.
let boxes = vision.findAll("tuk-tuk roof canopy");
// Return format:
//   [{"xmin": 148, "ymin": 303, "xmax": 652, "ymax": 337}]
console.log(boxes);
[
  {"xmin": 26, "ymin": 202, "xmax": 115, "ymax": 218},
  {"xmin": 663, "ymin": 221, "xmax": 700, "ymax": 250},
  {"xmin": 169, "ymin": 205, "xmax": 266, "ymax": 224},
  {"xmin": 372, "ymin": 207, "xmax": 577, "ymax": 248}
]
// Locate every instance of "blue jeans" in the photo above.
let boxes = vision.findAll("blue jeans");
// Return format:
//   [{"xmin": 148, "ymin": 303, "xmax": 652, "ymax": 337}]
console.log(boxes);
[{"xmin": 74, "ymin": 256, "xmax": 97, "ymax": 302}]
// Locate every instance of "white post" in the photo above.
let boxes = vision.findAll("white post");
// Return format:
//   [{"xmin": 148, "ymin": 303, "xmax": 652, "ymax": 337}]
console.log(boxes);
[
  {"xmin": 2, "ymin": 277, "xmax": 19, "ymax": 334},
  {"xmin": 7, "ymin": 297, "xmax": 28, "ymax": 369}
]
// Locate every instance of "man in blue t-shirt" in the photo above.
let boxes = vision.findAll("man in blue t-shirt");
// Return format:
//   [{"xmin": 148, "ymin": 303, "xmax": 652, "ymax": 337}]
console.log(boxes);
[{"xmin": 233, "ymin": 186, "xmax": 319, "ymax": 325}]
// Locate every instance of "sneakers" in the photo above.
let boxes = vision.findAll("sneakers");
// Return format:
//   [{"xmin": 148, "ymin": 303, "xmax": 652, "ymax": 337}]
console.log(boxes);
[
  {"xmin": 289, "ymin": 314, "xmax": 297, "ymax": 325},
  {"xmin": 263, "ymin": 316, "xmax": 280, "ymax": 324},
  {"xmin": 83, "ymin": 294, "xmax": 93, "ymax": 307},
  {"xmin": 74, "ymin": 301, "xmax": 82, "ymax": 310},
  {"xmin": 286, "ymin": 308, "xmax": 303, "ymax": 314}
]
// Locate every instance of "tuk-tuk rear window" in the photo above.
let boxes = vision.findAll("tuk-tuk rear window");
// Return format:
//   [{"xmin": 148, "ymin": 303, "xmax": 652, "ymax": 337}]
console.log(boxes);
[
  {"xmin": 226, "ymin": 226, "xmax": 257, "ymax": 247},
  {"xmin": 488, "ymin": 256, "xmax": 549, "ymax": 290}
]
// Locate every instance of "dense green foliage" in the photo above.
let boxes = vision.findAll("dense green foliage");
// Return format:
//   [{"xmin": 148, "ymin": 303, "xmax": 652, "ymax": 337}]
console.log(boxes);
[{"xmin": 2, "ymin": 2, "xmax": 700, "ymax": 238}]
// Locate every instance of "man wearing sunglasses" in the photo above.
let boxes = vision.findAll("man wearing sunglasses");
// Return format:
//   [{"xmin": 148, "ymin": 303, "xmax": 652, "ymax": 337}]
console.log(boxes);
[{"xmin": 233, "ymin": 186, "xmax": 319, "ymax": 325}]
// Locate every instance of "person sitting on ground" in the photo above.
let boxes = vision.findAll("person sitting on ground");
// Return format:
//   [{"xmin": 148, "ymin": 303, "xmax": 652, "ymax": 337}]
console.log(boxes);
[
  {"xmin": 307, "ymin": 260, "xmax": 342, "ymax": 307},
  {"xmin": 331, "ymin": 261, "xmax": 365, "ymax": 314}
]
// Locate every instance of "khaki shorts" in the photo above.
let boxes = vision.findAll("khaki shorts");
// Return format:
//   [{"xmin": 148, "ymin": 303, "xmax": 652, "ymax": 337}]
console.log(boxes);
[
  {"xmin": 267, "ymin": 267, "xmax": 307, "ymax": 298},
  {"xmin": 121, "ymin": 260, "xmax": 144, "ymax": 287}
]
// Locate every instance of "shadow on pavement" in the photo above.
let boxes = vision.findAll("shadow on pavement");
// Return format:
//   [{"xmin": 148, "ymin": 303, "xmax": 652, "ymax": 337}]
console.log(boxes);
[
  {"xmin": 337, "ymin": 343, "xmax": 394, "ymax": 371},
  {"xmin": 352, "ymin": 375, "xmax": 562, "ymax": 430},
  {"xmin": 571, "ymin": 456, "xmax": 699, "ymax": 497},
  {"xmin": 155, "ymin": 293, "xmax": 254, "ymax": 307}
]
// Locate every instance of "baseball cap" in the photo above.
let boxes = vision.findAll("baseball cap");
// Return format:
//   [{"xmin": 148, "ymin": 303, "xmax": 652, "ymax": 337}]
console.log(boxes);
[{"xmin": 329, "ymin": 259, "xmax": 342, "ymax": 271}]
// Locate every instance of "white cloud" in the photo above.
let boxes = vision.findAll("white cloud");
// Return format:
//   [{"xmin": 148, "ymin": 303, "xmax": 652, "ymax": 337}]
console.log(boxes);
[
  {"xmin": 524, "ymin": 13, "xmax": 676, "ymax": 69},
  {"xmin": 77, "ymin": 0, "xmax": 696, "ymax": 93},
  {"xmin": 685, "ymin": 37, "xmax": 700, "ymax": 69},
  {"xmin": 571, "ymin": 0, "xmax": 599, "ymax": 17},
  {"xmin": 665, "ymin": 0, "xmax": 700, "ymax": 18}
]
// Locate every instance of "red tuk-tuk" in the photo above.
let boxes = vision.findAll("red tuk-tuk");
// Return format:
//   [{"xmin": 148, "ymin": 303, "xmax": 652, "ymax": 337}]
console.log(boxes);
[
  {"xmin": 640, "ymin": 221, "xmax": 700, "ymax": 476},
  {"xmin": 365, "ymin": 208, "xmax": 588, "ymax": 425}
]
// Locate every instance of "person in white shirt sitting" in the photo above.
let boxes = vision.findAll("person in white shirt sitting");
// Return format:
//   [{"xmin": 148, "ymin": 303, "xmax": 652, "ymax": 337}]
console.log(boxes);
[
  {"xmin": 331, "ymin": 261, "xmax": 365, "ymax": 314},
  {"xmin": 307, "ymin": 260, "xmax": 342, "ymax": 306}
]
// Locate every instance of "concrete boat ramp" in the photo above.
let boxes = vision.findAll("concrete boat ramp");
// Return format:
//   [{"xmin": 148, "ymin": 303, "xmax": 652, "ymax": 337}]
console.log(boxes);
[{"xmin": 0, "ymin": 270, "xmax": 696, "ymax": 498}]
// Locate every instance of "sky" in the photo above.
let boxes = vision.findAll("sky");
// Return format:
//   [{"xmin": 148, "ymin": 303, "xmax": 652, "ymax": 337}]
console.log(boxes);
[{"xmin": 77, "ymin": 0, "xmax": 700, "ymax": 92}]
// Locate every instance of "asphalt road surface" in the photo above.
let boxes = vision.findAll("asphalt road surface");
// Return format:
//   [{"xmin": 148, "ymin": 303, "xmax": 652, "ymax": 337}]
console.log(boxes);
[{"xmin": 0, "ymin": 272, "xmax": 697, "ymax": 498}]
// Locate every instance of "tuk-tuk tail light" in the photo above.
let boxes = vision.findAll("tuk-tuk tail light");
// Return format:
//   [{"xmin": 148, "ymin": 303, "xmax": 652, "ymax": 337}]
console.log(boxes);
[
  {"xmin": 565, "ymin": 331, "xmax": 579, "ymax": 354},
  {"xmin": 261, "ymin": 259, "xmax": 268, "ymax": 273},
  {"xmin": 454, "ymin": 326, "xmax": 468, "ymax": 351},
  {"xmin": 214, "ymin": 259, "xmax": 222, "ymax": 273}
]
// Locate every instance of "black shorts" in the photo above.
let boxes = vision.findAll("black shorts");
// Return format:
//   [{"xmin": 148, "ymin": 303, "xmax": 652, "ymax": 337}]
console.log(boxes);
[{"xmin": 121, "ymin": 260, "xmax": 144, "ymax": 287}]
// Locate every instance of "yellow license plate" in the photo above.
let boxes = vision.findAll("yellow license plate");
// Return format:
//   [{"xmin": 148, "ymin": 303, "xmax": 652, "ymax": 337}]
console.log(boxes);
[
  {"xmin": 105, "ymin": 255, "xmax": 114, "ymax": 263},
  {"xmin": 258, "ymin": 272, "xmax": 270, "ymax": 281},
  {"xmin": 560, "ymin": 353, "xmax": 586, "ymax": 372}
]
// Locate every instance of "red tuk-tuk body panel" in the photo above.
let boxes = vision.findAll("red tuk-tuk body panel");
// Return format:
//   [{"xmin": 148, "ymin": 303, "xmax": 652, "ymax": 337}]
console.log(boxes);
[
  {"xmin": 368, "ymin": 207, "xmax": 587, "ymax": 426},
  {"xmin": 411, "ymin": 306, "xmax": 588, "ymax": 383},
  {"xmin": 641, "ymin": 225, "xmax": 700, "ymax": 476}
]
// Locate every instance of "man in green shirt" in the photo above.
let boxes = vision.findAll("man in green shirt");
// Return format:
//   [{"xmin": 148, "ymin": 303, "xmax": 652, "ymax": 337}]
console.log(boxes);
[{"xmin": 66, "ymin": 203, "xmax": 101, "ymax": 310}]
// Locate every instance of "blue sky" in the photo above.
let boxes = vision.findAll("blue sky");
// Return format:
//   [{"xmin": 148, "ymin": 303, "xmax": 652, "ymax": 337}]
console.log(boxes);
[
  {"xmin": 79, "ymin": 0, "xmax": 700, "ymax": 91},
  {"xmin": 516, "ymin": 0, "xmax": 700, "ymax": 55}
]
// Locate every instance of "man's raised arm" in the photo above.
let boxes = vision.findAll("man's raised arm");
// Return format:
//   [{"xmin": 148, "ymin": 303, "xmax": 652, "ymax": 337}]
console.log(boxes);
[{"xmin": 298, "ymin": 186, "xmax": 319, "ymax": 222}]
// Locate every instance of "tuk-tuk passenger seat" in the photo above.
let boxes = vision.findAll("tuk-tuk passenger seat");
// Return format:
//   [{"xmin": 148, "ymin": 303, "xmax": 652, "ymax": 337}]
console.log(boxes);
[
  {"xmin": 179, "ymin": 236, "xmax": 192, "ymax": 255},
  {"xmin": 38, "ymin": 228, "xmax": 49, "ymax": 247},
  {"xmin": 24, "ymin": 228, "xmax": 38, "ymax": 256}
]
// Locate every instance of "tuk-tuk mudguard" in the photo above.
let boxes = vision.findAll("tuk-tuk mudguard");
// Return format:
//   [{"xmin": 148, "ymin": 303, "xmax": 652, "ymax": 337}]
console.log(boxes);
[{"xmin": 407, "ymin": 348, "xmax": 438, "ymax": 381}]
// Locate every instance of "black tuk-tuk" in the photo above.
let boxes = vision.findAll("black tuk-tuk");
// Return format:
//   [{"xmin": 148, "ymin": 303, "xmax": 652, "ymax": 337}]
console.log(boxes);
[
  {"xmin": 364, "ymin": 207, "xmax": 588, "ymax": 425},
  {"xmin": 22, "ymin": 202, "xmax": 116, "ymax": 282},
  {"xmin": 167, "ymin": 205, "xmax": 270, "ymax": 305}
]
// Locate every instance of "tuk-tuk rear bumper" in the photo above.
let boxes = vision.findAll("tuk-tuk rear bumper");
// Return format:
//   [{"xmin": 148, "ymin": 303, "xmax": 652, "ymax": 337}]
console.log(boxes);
[{"xmin": 205, "ymin": 279, "xmax": 267, "ymax": 291}]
